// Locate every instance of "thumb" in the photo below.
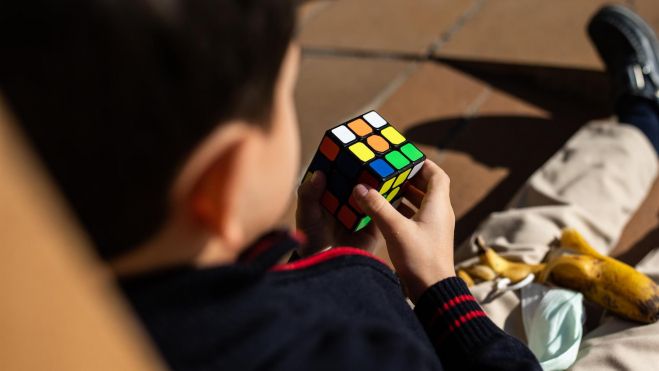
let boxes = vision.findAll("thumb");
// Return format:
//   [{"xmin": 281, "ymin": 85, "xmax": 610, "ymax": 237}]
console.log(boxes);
[{"xmin": 353, "ymin": 184, "xmax": 404, "ymax": 237}]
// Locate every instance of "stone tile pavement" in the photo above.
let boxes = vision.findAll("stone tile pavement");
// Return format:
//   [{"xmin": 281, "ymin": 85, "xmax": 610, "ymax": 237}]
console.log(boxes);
[{"xmin": 286, "ymin": 0, "xmax": 659, "ymax": 265}]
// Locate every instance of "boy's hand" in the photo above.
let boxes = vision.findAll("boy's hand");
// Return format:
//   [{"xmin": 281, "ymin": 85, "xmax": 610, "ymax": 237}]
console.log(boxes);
[
  {"xmin": 353, "ymin": 160, "xmax": 456, "ymax": 303},
  {"xmin": 296, "ymin": 172, "xmax": 384, "ymax": 257}
]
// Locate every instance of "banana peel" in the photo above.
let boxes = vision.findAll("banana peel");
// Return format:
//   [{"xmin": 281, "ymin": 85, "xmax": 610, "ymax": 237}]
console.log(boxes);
[
  {"xmin": 465, "ymin": 264, "xmax": 497, "ymax": 282},
  {"xmin": 467, "ymin": 229, "xmax": 659, "ymax": 324},
  {"xmin": 559, "ymin": 228, "xmax": 606, "ymax": 259},
  {"xmin": 457, "ymin": 269, "xmax": 475, "ymax": 287},
  {"xmin": 479, "ymin": 248, "xmax": 545, "ymax": 283}
]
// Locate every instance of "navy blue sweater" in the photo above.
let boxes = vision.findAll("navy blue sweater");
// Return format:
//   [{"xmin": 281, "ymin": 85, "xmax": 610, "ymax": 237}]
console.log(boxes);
[{"xmin": 120, "ymin": 231, "xmax": 541, "ymax": 370}]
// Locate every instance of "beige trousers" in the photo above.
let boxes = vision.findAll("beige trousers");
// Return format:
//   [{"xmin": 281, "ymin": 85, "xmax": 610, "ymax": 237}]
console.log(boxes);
[{"xmin": 454, "ymin": 121, "xmax": 659, "ymax": 370}]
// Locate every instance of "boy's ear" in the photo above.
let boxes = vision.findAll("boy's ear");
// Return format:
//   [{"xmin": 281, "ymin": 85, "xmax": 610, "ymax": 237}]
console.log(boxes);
[{"xmin": 188, "ymin": 139, "xmax": 245, "ymax": 246}]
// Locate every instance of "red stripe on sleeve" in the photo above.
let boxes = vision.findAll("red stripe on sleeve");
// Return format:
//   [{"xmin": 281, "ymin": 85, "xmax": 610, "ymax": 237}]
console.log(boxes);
[
  {"xmin": 428, "ymin": 294, "xmax": 477, "ymax": 326},
  {"xmin": 434, "ymin": 310, "xmax": 488, "ymax": 346},
  {"xmin": 447, "ymin": 310, "xmax": 487, "ymax": 332}
]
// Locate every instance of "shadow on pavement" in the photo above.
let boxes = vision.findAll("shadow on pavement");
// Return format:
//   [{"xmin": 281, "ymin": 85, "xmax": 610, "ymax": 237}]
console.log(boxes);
[
  {"xmin": 434, "ymin": 56, "xmax": 612, "ymax": 109},
  {"xmin": 404, "ymin": 58, "xmax": 613, "ymax": 245},
  {"xmin": 406, "ymin": 115, "xmax": 582, "ymax": 245}
]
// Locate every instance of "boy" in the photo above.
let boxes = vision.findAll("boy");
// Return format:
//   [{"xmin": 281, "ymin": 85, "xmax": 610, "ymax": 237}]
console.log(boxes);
[{"xmin": 0, "ymin": 1, "xmax": 539, "ymax": 370}]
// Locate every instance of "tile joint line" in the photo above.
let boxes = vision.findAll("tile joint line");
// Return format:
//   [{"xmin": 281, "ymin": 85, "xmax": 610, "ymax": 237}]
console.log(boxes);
[{"xmin": 297, "ymin": 0, "xmax": 488, "ymax": 177}]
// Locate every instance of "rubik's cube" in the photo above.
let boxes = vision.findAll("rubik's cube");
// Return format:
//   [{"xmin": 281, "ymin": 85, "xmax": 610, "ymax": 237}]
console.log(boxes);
[{"xmin": 303, "ymin": 111, "xmax": 425, "ymax": 232}]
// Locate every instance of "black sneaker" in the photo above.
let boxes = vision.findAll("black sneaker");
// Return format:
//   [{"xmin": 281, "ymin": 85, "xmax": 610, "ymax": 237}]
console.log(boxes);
[{"xmin": 588, "ymin": 5, "xmax": 659, "ymax": 106}]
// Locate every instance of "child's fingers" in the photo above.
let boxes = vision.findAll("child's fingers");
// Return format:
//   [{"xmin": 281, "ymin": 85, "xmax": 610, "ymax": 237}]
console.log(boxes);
[
  {"xmin": 353, "ymin": 184, "xmax": 405, "ymax": 238},
  {"xmin": 296, "ymin": 172, "xmax": 326, "ymax": 226},
  {"xmin": 408, "ymin": 159, "xmax": 435, "ymax": 192},
  {"xmin": 416, "ymin": 163, "xmax": 452, "ymax": 223},
  {"xmin": 297, "ymin": 171, "xmax": 325, "ymax": 203}
]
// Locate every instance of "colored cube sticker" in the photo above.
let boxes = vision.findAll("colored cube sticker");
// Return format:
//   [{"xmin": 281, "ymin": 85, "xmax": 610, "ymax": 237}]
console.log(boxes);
[{"xmin": 303, "ymin": 110, "xmax": 426, "ymax": 232}]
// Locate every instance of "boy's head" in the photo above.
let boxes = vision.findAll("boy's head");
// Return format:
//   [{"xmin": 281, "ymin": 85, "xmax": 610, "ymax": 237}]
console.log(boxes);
[{"xmin": 0, "ymin": 0, "xmax": 300, "ymax": 263}]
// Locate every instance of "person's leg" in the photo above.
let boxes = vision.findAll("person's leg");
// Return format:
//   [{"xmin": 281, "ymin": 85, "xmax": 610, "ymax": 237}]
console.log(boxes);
[
  {"xmin": 565, "ymin": 13, "xmax": 659, "ymax": 368},
  {"xmin": 616, "ymin": 95, "xmax": 659, "ymax": 153},
  {"xmin": 450, "ymin": 6, "xmax": 659, "ymax": 368},
  {"xmin": 453, "ymin": 120, "xmax": 657, "ymax": 340}
]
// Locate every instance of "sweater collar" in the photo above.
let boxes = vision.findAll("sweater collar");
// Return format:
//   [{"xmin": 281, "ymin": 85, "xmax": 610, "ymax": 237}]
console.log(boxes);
[{"xmin": 236, "ymin": 229, "xmax": 306, "ymax": 270}]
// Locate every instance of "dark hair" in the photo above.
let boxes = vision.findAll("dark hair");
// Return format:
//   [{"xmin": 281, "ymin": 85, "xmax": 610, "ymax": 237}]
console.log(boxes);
[{"xmin": 0, "ymin": 0, "xmax": 296, "ymax": 259}]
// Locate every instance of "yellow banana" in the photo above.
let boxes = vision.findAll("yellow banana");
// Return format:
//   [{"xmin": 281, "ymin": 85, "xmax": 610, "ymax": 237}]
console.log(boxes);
[
  {"xmin": 457, "ymin": 269, "xmax": 475, "ymax": 287},
  {"xmin": 538, "ymin": 250, "xmax": 659, "ymax": 323},
  {"xmin": 479, "ymin": 248, "xmax": 545, "ymax": 283}
]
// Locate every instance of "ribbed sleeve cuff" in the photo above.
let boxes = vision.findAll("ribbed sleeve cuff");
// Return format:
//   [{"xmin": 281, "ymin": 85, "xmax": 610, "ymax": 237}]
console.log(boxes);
[{"xmin": 414, "ymin": 277, "xmax": 503, "ymax": 352}]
